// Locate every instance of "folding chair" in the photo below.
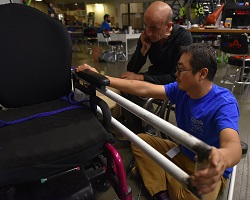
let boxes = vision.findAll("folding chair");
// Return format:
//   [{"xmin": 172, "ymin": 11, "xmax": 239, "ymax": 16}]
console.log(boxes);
[
  {"xmin": 101, "ymin": 29, "xmax": 126, "ymax": 62},
  {"xmin": 0, "ymin": 3, "xmax": 131, "ymax": 200},
  {"xmin": 83, "ymin": 27, "xmax": 98, "ymax": 55}
]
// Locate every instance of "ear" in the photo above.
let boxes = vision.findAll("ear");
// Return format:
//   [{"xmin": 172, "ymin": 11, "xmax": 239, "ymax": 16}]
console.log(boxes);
[
  {"xmin": 199, "ymin": 68, "xmax": 208, "ymax": 79},
  {"xmin": 167, "ymin": 22, "xmax": 173, "ymax": 28}
]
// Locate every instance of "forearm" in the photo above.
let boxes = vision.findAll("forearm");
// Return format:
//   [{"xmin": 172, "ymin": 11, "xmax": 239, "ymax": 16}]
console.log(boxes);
[
  {"xmin": 219, "ymin": 139, "xmax": 242, "ymax": 168},
  {"xmin": 127, "ymin": 40, "xmax": 146, "ymax": 72},
  {"xmin": 75, "ymin": 64, "xmax": 167, "ymax": 99},
  {"xmin": 106, "ymin": 76, "xmax": 168, "ymax": 100},
  {"xmin": 218, "ymin": 128, "xmax": 242, "ymax": 169},
  {"xmin": 107, "ymin": 76, "xmax": 149, "ymax": 97}
]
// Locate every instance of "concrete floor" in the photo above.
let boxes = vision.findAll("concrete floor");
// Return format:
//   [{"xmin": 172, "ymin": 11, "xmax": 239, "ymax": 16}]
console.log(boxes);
[{"xmin": 71, "ymin": 44, "xmax": 250, "ymax": 200}]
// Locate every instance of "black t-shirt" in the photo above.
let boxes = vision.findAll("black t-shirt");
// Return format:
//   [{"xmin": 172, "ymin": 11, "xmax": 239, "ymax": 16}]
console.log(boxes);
[{"xmin": 127, "ymin": 24, "xmax": 193, "ymax": 84}]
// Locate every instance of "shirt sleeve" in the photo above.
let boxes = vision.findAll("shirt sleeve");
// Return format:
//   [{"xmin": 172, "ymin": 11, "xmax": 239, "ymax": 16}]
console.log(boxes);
[
  {"xmin": 215, "ymin": 102, "xmax": 240, "ymax": 133},
  {"xmin": 144, "ymin": 72, "xmax": 176, "ymax": 84},
  {"xmin": 164, "ymin": 82, "xmax": 179, "ymax": 104}
]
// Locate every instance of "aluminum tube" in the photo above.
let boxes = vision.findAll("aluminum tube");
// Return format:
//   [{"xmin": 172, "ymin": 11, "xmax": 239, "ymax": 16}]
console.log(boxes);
[
  {"xmin": 96, "ymin": 106, "xmax": 190, "ymax": 187},
  {"xmin": 98, "ymin": 88, "xmax": 211, "ymax": 156},
  {"xmin": 227, "ymin": 165, "xmax": 237, "ymax": 200}
]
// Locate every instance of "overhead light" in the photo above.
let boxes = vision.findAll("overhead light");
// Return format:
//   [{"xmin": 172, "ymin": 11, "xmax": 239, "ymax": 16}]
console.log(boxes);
[{"xmin": 35, "ymin": 0, "xmax": 42, "ymax": 1}]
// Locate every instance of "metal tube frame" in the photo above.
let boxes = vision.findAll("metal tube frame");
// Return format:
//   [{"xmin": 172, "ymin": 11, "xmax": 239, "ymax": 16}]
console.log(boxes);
[{"xmin": 95, "ymin": 87, "xmax": 214, "ymax": 199}]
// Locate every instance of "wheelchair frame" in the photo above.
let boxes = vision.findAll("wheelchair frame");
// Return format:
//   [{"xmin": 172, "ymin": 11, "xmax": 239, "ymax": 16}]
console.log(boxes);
[{"xmin": 76, "ymin": 70, "xmax": 237, "ymax": 200}]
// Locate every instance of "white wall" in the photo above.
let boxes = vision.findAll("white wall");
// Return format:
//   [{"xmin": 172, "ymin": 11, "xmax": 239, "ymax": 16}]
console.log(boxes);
[
  {"xmin": 120, "ymin": 3, "xmax": 143, "ymax": 13},
  {"xmin": 86, "ymin": 3, "xmax": 115, "ymax": 27},
  {"xmin": 85, "ymin": 2, "xmax": 145, "ymax": 29}
]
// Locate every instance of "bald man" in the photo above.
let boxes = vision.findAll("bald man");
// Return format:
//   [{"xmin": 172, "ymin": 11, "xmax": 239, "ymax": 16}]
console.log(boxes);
[
  {"xmin": 122, "ymin": 1, "xmax": 192, "ymax": 84},
  {"xmin": 121, "ymin": 1, "xmax": 193, "ymax": 133}
]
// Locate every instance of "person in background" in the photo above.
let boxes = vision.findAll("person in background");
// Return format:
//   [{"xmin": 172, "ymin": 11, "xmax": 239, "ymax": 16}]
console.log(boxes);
[
  {"xmin": 48, "ymin": 3, "xmax": 57, "ymax": 19},
  {"xmin": 76, "ymin": 43, "xmax": 242, "ymax": 200},
  {"xmin": 121, "ymin": 1, "xmax": 193, "ymax": 133},
  {"xmin": 100, "ymin": 14, "xmax": 111, "ymax": 33},
  {"xmin": 63, "ymin": 13, "xmax": 70, "ymax": 26}
]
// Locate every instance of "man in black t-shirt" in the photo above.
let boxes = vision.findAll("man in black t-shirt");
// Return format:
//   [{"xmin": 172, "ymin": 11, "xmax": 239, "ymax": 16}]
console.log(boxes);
[{"xmin": 120, "ymin": 1, "xmax": 193, "ymax": 133}]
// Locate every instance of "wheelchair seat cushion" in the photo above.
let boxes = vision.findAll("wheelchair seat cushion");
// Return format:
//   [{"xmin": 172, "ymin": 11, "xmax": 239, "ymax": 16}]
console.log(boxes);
[{"xmin": 0, "ymin": 99, "xmax": 114, "ymax": 185}]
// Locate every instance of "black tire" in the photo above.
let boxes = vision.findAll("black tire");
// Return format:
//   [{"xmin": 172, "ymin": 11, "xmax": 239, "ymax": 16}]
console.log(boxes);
[
  {"xmin": 186, "ymin": 0, "xmax": 214, "ymax": 24},
  {"xmin": 170, "ymin": 0, "xmax": 214, "ymax": 24},
  {"xmin": 241, "ymin": 141, "xmax": 248, "ymax": 155}
]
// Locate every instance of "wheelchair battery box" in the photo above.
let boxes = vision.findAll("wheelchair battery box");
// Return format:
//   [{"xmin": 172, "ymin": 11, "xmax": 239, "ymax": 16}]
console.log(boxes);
[{"xmin": 11, "ymin": 166, "xmax": 95, "ymax": 200}]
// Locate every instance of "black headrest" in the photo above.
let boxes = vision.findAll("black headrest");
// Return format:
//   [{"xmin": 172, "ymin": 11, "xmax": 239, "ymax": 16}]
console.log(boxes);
[{"xmin": 0, "ymin": 3, "xmax": 72, "ymax": 108}]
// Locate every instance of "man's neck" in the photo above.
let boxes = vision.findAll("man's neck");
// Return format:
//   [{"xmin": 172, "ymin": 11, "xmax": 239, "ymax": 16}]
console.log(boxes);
[{"xmin": 187, "ymin": 82, "xmax": 213, "ymax": 99}]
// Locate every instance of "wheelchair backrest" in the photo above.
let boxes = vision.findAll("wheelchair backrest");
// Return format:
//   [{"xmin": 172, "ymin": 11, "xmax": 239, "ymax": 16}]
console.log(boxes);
[{"xmin": 0, "ymin": 3, "xmax": 72, "ymax": 108}]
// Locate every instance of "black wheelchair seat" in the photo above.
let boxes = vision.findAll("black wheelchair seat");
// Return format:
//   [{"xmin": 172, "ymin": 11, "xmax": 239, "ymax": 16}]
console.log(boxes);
[{"xmin": 0, "ymin": 99, "xmax": 113, "ymax": 186}]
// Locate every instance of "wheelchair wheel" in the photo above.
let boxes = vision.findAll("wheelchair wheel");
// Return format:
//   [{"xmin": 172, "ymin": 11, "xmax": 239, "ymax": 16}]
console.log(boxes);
[
  {"xmin": 171, "ymin": 0, "xmax": 215, "ymax": 24},
  {"xmin": 185, "ymin": 0, "xmax": 215, "ymax": 24},
  {"xmin": 241, "ymin": 141, "xmax": 248, "ymax": 155}
]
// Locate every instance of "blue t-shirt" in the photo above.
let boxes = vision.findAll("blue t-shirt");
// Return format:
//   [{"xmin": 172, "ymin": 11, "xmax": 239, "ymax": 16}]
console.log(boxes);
[
  {"xmin": 99, "ymin": 21, "xmax": 111, "ymax": 33},
  {"xmin": 164, "ymin": 82, "xmax": 240, "ymax": 178}
]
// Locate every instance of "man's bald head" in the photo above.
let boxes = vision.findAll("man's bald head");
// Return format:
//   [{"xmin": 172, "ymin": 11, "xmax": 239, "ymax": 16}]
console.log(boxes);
[{"xmin": 144, "ymin": 1, "xmax": 173, "ymax": 25}]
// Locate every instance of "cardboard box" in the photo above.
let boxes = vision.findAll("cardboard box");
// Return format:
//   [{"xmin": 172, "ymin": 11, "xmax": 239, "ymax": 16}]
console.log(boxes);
[{"xmin": 225, "ymin": 18, "xmax": 232, "ymax": 28}]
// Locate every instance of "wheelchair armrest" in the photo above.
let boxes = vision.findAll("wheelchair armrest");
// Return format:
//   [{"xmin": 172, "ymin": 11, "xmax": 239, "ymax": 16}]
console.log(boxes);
[
  {"xmin": 75, "ymin": 70, "xmax": 110, "ymax": 89},
  {"xmin": 91, "ymin": 95, "xmax": 111, "ymax": 129}
]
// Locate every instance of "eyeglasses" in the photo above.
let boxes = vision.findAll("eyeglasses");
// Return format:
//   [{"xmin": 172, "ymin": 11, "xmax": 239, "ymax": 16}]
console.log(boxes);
[{"xmin": 176, "ymin": 66, "xmax": 194, "ymax": 74}]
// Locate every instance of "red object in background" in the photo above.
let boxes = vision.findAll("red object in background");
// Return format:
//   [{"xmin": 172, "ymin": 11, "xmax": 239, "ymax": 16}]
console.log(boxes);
[
  {"xmin": 205, "ymin": 3, "xmax": 225, "ymax": 25},
  {"xmin": 236, "ymin": 9, "xmax": 250, "ymax": 15}
]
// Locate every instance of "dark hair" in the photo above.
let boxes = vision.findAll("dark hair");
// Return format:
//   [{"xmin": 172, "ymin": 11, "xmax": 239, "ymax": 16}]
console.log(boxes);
[
  {"xmin": 180, "ymin": 43, "xmax": 217, "ymax": 81},
  {"xmin": 104, "ymin": 14, "xmax": 110, "ymax": 20}
]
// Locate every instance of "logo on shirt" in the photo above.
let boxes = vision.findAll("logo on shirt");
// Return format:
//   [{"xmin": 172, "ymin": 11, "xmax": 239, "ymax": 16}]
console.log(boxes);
[{"xmin": 190, "ymin": 116, "xmax": 204, "ymax": 136}]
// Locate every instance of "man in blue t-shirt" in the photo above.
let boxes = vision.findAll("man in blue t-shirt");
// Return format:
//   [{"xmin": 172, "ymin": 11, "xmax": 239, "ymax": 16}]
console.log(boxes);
[
  {"xmin": 76, "ymin": 43, "xmax": 242, "ymax": 200},
  {"xmin": 100, "ymin": 14, "xmax": 111, "ymax": 33}
]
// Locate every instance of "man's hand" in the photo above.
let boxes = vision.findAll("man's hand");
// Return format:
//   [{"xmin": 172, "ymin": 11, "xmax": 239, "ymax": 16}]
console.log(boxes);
[
  {"xmin": 140, "ymin": 31, "xmax": 151, "ymax": 56},
  {"xmin": 121, "ymin": 72, "xmax": 144, "ymax": 81},
  {"xmin": 192, "ymin": 147, "xmax": 227, "ymax": 195},
  {"xmin": 76, "ymin": 64, "xmax": 99, "ymax": 73}
]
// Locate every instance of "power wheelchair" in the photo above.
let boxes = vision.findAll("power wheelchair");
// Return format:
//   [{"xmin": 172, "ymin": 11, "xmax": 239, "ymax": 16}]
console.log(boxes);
[{"xmin": 0, "ymin": 3, "xmax": 131, "ymax": 200}]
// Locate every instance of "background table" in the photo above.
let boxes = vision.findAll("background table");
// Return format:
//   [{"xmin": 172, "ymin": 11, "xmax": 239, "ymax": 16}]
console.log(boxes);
[
  {"xmin": 188, "ymin": 28, "xmax": 250, "ymax": 43},
  {"xmin": 188, "ymin": 28, "xmax": 250, "ymax": 34}
]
